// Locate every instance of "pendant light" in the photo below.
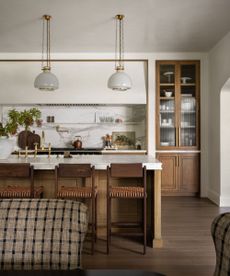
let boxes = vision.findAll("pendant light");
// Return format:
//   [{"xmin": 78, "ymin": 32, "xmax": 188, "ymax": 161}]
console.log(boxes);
[
  {"xmin": 108, "ymin": 14, "xmax": 132, "ymax": 91},
  {"xmin": 34, "ymin": 15, "xmax": 59, "ymax": 91}
]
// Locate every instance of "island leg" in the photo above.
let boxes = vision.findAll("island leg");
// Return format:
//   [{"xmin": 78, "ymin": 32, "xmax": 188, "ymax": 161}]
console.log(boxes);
[{"xmin": 153, "ymin": 169, "xmax": 163, "ymax": 248}]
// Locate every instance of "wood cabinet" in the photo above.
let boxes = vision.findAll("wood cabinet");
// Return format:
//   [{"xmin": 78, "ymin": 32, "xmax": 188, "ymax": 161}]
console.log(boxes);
[
  {"xmin": 156, "ymin": 60, "xmax": 200, "ymax": 196},
  {"xmin": 156, "ymin": 153, "xmax": 200, "ymax": 196},
  {"xmin": 156, "ymin": 60, "xmax": 200, "ymax": 150}
]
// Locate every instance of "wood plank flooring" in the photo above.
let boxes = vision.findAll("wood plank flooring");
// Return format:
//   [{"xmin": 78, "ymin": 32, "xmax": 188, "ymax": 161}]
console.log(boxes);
[{"xmin": 82, "ymin": 196, "xmax": 230, "ymax": 276}]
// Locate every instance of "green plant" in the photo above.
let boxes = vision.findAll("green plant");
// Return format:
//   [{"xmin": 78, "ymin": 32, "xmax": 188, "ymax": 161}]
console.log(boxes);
[
  {"xmin": 0, "ymin": 122, "xmax": 8, "ymax": 136},
  {"xmin": 17, "ymin": 108, "xmax": 41, "ymax": 130},
  {"xmin": 0, "ymin": 108, "xmax": 41, "ymax": 137}
]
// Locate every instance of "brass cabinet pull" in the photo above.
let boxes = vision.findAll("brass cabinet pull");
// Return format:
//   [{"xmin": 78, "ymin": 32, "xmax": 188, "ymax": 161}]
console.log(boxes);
[
  {"xmin": 175, "ymin": 156, "xmax": 180, "ymax": 167},
  {"xmin": 178, "ymin": 127, "xmax": 181, "ymax": 147},
  {"xmin": 176, "ymin": 127, "xmax": 179, "ymax": 147}
]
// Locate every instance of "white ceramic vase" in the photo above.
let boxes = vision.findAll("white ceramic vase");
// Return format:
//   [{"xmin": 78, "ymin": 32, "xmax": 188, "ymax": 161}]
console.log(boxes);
[{"xmin": 0, "ymin": 136, "xmax": 13, "ymax": 159}]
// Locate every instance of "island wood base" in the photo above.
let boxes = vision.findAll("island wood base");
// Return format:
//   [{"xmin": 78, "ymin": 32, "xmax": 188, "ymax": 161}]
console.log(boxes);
[
  {"xmin": 153, "ymin": 170, "xmax": 163, "ymax": 248},
  {"xmin": 0, "ymin": 159, "xmax": 162, "ymax": 248}
]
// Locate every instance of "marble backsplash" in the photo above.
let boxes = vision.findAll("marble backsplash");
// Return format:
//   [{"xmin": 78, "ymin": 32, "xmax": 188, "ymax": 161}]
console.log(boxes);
[{"xmin": 1, "ymin": 104, "xmax": 146, "ymax": 150}]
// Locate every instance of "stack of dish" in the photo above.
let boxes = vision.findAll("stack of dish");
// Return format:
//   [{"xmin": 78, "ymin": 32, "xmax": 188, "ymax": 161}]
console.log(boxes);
[{"xmin": 161, "ymin": 142, "xmax": 170, "ymax": 146}]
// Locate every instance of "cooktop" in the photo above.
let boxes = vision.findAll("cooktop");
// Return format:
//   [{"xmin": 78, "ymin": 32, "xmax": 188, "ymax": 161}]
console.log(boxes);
[{"xmin": 51, "ymin": 147, "xmax": 103, "ymax": 151}]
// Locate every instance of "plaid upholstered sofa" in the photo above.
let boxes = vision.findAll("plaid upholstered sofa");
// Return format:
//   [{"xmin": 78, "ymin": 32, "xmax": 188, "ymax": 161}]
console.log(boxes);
[
  {"xmin": 0, "ymin": 199, "xmax": 88, "ymax": 270},
  {"xmin": 211, "ymin": 212, "xmax": 230, "ymax": 276}
]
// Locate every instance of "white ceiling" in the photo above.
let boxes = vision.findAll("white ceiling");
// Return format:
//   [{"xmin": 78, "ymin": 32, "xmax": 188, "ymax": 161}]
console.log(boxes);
[{"xmin": 0, "ymin": 0, "xmax": 230, "ymax": 53}]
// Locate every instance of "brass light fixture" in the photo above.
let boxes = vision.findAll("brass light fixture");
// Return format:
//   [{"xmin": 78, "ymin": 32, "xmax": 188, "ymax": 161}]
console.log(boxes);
[
  {"xmin": 107, "ymin": 14, "xmax": 132, "ymax": 91},
  {"xmin": 34, "ymin": 15, "xmax": 59, "ymax": 91}
]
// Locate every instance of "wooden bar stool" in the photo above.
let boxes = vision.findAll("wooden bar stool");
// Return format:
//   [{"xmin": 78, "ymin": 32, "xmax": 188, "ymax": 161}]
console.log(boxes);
[
  {"xmin": 55, "ymin": 163, "xmax": 97, "ymax": 254},
  {"xmin": 107, "ymin": 163, "xmax": 147, "ymax": 254},
  {"xmin": 0, "ymin": 163, "xmax": 43, "ymax": 198}
]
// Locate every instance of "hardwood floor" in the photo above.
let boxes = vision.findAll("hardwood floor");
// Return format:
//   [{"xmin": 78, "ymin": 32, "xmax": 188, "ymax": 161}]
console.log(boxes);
[{"xmin": 82, "ymin": 196, "xmax": 230, "ymax": 276}]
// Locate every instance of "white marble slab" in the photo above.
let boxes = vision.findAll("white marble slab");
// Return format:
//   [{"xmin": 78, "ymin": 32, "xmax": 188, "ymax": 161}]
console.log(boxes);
[
  {"xmin": 2, "ymin": 105, "xmax": 146, "ymax": 149},
  {"xmin": 0, "ymin": 155, "xmax": 162, "ymax": 170}
]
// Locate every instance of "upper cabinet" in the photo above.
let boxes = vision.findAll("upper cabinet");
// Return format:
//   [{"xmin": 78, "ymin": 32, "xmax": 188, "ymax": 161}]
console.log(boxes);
[{"xmin": 156, "ymin": 60, "xmax": 200, "ymax": 150}]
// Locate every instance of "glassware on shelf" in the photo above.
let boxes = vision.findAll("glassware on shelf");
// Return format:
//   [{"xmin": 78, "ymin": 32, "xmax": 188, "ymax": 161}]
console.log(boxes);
[
  {"xmin": 157, "ymin": 61, "xmax": 199, "ymax": 149},
  {"xmin": 181, "ymin": 97, "xmax": 196, "ymax": 112}
]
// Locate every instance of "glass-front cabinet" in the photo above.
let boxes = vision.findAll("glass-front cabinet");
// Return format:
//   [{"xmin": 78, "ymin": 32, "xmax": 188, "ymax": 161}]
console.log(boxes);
[{"xmin": 156, "ymin": 60, "xmax": 200, "ymax": 150}]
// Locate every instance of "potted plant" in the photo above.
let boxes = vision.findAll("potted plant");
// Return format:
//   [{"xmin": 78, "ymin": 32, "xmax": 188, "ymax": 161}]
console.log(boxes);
[
  {"xmin": 0, "ymin": 116, "xmax": 19, "ymax": 159},
  {"xmin": 0, "ymin": 108, "xmax": 42, "ymax": 156},
  {"xmin": 12, "ymin": 108, "xmax": 41, "ymax": 149}
]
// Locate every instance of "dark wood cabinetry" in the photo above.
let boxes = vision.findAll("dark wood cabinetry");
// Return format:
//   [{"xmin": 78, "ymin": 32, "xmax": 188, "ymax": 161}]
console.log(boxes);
[
  {"xmin": 156, "ymin": 152, "xmax": 200, "ymax": 196},
  {"xmin": 156, "ymin": 60, "xmax": 200, "ymax": 196}
]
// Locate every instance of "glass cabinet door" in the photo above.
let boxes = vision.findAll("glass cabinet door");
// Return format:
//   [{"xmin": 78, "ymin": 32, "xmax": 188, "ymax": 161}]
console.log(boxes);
[
  {"xmin": 179, "ymin": 63, "xmax": 198, "ymax": 148},
  {"xmin": 156, "ymin": 60, "xmax": 200, "ymax": 150},
  {"xmin": 158, "ymin": 63, "xmax": 176, "ymax": 147}
]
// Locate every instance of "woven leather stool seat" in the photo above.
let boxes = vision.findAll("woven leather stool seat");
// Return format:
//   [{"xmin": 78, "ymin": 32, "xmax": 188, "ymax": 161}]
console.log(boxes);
[
  {"xmin": 55, "ymin": 164, "xmax": 97, "ymax": 254},
  {"xmin": 0, "ymin": 186, "xmax": 43, "ymax": 198},
  {"xmin": 58, "ymin": 186, "xmax": 97, "ymax": 198},
  {"xmin": 0, "ymin": 163, "xmax": 43, "ymax": 199},
  {"xmin": 107, "ymin": 163, "xmax": 147, "ymax": 255},
  {"xmin": 110, "ymin": 186, "xmax": 145, "ymax": 198}
]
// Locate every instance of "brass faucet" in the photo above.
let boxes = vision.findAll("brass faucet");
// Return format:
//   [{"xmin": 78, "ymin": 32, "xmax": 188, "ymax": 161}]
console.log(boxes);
[
  {"xmin": 25, "ymin": 146, "xmax": 28, "ymax": 158},
  {"xmin": 48, "ymin": 143, "xmax": 51, "ymax": 158},
  {"xmin": 34, "ymin": 143, "xmax": 38, "ymax": 158}
]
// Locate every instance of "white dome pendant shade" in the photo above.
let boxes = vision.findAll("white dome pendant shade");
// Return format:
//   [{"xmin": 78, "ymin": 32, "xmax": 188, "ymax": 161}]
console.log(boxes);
[
  {"xmin": 107, "ymin": 68, "xmax": 132, "ymax": 91},
  {"xmin": 34, "ymin": 15, "xmax": 59, "ymax": 91},
  {"xmin": 34, "ymin": 67, "xmax": 59, "ymax": 91},
  {"xmin": 108, "ymin": 14, "xmax": 132, "ymax": 91}
]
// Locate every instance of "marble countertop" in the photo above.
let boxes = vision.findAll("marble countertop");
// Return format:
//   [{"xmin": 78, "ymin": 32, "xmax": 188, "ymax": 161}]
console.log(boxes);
[
  {"xmin": 101, "ymin": 149, "xmax": 147, "ymax": 154},
  {"xmin": 0, "ymin": 155, "xmax": 162, "ymax": 170}
]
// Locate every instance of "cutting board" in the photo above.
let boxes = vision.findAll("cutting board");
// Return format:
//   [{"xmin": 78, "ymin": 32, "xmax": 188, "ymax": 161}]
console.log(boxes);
[
  {"xmin": 18, "ymin": 130, "xmax": 40, "ymax": 150},
  {"xmin": 27, "ymin": 131, "xmax": 40, "ymax": 150}
]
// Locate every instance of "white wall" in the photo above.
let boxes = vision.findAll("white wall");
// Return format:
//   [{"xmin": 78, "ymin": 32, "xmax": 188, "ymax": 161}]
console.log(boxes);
[
  {"xmin": 221, "ymin": 81, "xmax": 230, "ymax": 205},
  {"xmin": 0, "ymin": 60, "xmax": 147, "ymax": 104},
  {"xmin": 0, "ymin": 52, "xmax": 209, "ymax": 197},
  {"xmin": 208, "ymin": 32, "xmax": 230, "ymax": 206}
]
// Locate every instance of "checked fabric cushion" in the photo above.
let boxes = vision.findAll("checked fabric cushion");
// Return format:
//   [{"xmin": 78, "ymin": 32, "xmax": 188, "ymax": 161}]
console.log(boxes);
[
  {"xmin": 0, "ymin": 199, "xmax": 88, "ymax": 270},
  {"xmin": 211, "ymin": 212, "xmax": 230, "ymax": 276}
]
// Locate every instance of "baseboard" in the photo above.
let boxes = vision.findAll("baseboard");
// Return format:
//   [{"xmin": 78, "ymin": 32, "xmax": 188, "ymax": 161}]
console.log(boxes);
[
  {"xmin": 207, "ymin": 189, "xmax": 220, "ymax": 206},
  {"xmin": 219, "ymin": 196, "xmax": 230, "ymax": 207},
  {"xmin": 207, "ymin": 189, "xmax": 230, "ymax": 207}
]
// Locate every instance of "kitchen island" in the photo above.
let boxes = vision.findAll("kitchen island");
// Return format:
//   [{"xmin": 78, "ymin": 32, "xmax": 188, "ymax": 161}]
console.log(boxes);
[{"xmin": 0, "ymin": 154, "xmax": 162, "ymax": 248}]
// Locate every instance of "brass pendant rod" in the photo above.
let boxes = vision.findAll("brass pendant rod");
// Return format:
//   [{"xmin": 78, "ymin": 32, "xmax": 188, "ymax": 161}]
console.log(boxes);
[
  {"xmin": 115, "ymin": 14, "xmax": 125, "ymax": 71},
  {"xmin": 42, "ymin": 15, "xmax": 51, "ymax": 70}
]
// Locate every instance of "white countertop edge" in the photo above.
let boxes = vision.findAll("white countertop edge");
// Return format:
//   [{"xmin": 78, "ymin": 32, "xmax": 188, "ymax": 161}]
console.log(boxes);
[
  {"xmin": 155, "ymin": 150, "xmax": 200, "ymax": 153},
  {"xmin": 101, "ymin": 150, "xmax": 147, "ymax": 153},
  {"xmin": 0, "ymin": 155, "xmax": 162, "ymax": 170}
]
